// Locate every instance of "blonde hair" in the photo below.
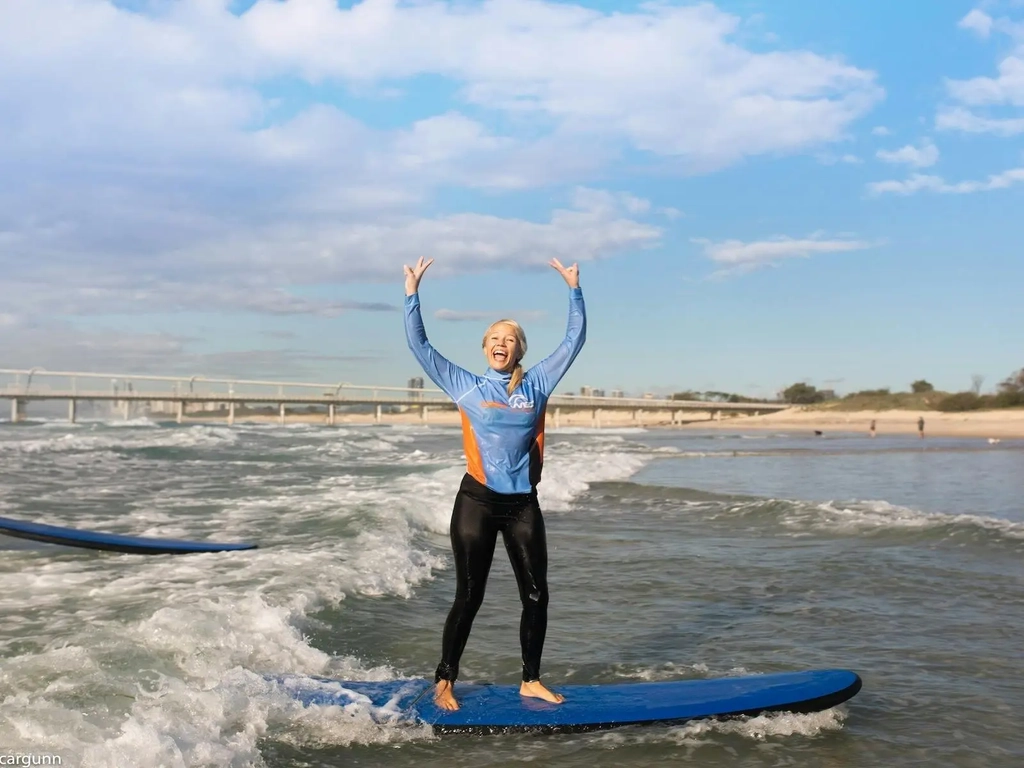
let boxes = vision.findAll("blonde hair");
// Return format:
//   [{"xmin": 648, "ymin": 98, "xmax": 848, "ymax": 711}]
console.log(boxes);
[{"xmin": 483, "ymin": 319, "xmax": 528, "ymax": 395}]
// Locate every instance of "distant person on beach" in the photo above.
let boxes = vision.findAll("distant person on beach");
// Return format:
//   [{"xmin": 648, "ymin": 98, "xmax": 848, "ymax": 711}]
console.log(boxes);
[
  {"xmin": 918, "ymin": 416, "xmax": 925, "ymax": 439},
  {"xmin": 403, "ymin": 255, "xmax": 586, "ymax": 712},
  {"xmin": 870, "ymin": 419, "xmax": 876, "ymax": 438}
]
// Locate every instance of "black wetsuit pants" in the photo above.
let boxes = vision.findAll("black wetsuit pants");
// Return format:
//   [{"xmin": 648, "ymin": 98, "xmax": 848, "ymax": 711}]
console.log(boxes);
[{"xmin": 435, "ymin": 473, "xmax": 550, "ymax": 684}]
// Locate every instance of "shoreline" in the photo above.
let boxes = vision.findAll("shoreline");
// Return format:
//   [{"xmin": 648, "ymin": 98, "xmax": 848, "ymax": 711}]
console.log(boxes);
[{"xmin": 163, "ymin": 406, "xmax": 1024, "ymax": 440}]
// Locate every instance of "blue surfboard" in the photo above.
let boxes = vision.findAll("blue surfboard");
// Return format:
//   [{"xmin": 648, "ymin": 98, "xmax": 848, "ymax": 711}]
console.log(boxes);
[
  {"xmin": 0, "ymin": 515, "xmax": 258, "ymax": 555},
  {"xmin": 275, "ymin": 668, "xmax": 862, "ymax": 734}
]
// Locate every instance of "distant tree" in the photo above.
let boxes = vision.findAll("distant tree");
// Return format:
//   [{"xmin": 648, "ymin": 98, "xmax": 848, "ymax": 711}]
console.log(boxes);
[
  {"xmin": 911, "ymin": 379, "xmax": 934, "ymax": 394},
  {"xmin": 936, "ymin": 392, "xmax": 983, "ymax": 412},
  {"xmin": 846, "ymin": 388, "xmax": 890, "ymax": 398},
  {"xmin": 671, "ymin": 390, "xmax": 702, "ymax": 401},
  {"xmin": 992, "ymin": 389, "xmax": 1023, "ymax": 408},
  {"xmin": 702, "ymin": 391, "xmax": 733, "ymax": 402},
  {"xmin": 998, "ymin": 368, "xmax": 1024, "ymax": 394},
  {"xmin": 726, "ymin": 393, "xmax": 760, "ymax": 403},
  {"xmin": 782, "ymin": 382, "xmax": 824, "ymax": 404},
  {"xmin": 971, "ymin": 374, "xmax": 985, "ymax": 395}
]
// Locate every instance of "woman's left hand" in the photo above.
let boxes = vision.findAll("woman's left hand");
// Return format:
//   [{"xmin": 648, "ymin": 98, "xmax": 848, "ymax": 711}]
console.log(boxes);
[{"xmin": 549, "ymin": 258, "xmax": 580, "ymax": 289}]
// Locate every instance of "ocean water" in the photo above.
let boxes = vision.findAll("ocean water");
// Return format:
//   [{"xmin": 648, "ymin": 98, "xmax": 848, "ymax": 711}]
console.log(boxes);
[{"xmin": 1, "ymin": 417, "xmax": 1022, "ymax": 767}]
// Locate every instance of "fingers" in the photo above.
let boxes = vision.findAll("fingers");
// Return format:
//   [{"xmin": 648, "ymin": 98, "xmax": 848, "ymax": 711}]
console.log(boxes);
[
  {"xmin": 406, "ymin": 258, "xmax": 434, "ymax": 281},
  {"xmin": 549, "ymin": 258, "xmax": 578, "ymax": 274}
]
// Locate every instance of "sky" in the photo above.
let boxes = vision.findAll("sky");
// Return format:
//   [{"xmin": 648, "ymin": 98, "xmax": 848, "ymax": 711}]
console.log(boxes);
[{"xmin": 0, "ymin": 0, "xmax": 1022, "ymax": 399}]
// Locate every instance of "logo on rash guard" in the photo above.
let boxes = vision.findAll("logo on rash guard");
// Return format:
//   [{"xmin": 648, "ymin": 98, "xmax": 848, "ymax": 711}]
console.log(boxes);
[{"xmin": 509, "ymin": 393, "xmax": 535, "ymax": 410}]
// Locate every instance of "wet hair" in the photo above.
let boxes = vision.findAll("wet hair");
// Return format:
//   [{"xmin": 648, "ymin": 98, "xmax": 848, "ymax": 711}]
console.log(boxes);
[{"xmin": 482, "ymin": 319, "xmax": 528, "ymax": 395}]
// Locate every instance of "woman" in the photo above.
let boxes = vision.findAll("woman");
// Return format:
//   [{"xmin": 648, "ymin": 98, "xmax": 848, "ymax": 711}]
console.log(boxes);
[{"xmin": 403, "ymin": 255, "xmax": 586, "ymax": 712}]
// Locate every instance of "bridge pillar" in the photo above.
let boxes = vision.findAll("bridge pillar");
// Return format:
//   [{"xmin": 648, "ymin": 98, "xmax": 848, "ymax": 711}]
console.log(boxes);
[
  {"xmin": 11, "ymin": 398, "xmax": 24, "ymax": 423},
  {"xmin": 422, "ymin": 406, "xmax": 429, "ymax": 423},
  {"xmin": 375, "ymin": 404, "xmax": 382, "ymax": 424},
  {"xmin": 672, "ymin": 409, "xmax": 679, "ymax": 425},
  {"xmin": 279, "ymin": 403, "xmax": 286, "ymax": 425},
  {"xmin": 123, "ymin": 400, "xmax": 131, "ymax": 421},
  {"xmin": 754, "ymin": 411, "xmax": 760, "ymax": 417},
  {"xmin": 712, "ymin": 410, "xmax": 721, "ymax": 421},
  {"xmin": 553, "ymin": 407, "xmax": 561, "ymax": 429},
  {"xmin": 591, "ymin": 408, "xmax": 601, "ymax": 428},
  {"xmin": 228, "ymin": 401, "xmax": 236, "ymax": 426},
  {"xmin": 176, "ymin": 400, "xmax": 184, "ymax": 424},
  {"xmin": 68, "ymin": 399, "xmax": 77, "ymax": 424},
  {"xmin": 328, "ymin": 404, "xmax": 335, "ymax": 426}
]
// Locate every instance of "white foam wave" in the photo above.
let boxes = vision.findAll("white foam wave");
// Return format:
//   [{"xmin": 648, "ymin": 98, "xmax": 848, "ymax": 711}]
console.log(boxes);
[
  {"xmin": 604, "ymin": 662, "xmax": 752, "ymax": 681},
  {"xmin": 538, "ymin": 448, "xmax": 649, "ymax": 512},
  {"xmin": 548, "ymin": 426, "xmax": 648, "ymax": 435},
  {"xmin": 0, "ymin": 422, "xmax": 657, "ymax": 764},
  {"xmin": 16, "ymin": 416, "xmax": 160, "ymax": 429},
  {"xmin": 0, "ymin": 424, "xmax": 239, "ymax": 454},
  {"xmin": 783, "ymin": 499, "xmax": 1024, "ymax": 540},
  {"xmin": 583, "ymin": 706, "xmax": 848, "ymax": 750},
  {"xmin": 0, "ymin": 542, "xmax": 443, "ymax": 764}
]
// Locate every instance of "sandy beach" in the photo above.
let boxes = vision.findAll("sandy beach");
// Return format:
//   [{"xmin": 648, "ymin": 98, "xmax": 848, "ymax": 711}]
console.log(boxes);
[
  {"xmin": 180, "ymin": 405, "xmax": 1024, "ymax": 439},
  {"xmin": 687, "ymin": 407, "xmax": 1024, "ymax": 440}
]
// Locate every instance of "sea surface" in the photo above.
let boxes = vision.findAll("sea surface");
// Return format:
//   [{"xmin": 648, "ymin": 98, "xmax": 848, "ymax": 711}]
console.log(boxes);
[{"xmin": 1, "ymin": 416, "xmax": 1022, "ymax": 767}]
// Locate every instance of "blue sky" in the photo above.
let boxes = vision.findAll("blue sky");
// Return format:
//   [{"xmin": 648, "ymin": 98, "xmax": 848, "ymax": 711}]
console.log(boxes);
[{"xmin": 1, "ymin": 0, "xmax": 1022, "ymax": 398}]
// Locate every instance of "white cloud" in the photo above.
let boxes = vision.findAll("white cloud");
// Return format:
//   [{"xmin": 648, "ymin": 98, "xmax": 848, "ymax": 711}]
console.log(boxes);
[
  {"xmin": 876, "ymin": 139, "xmax": 939, "ymax": 167},
  {"xmin": 0, "ymin": 321, "xmax": 378, "ymax": 378},
  {"xmin": 941, "ymin": 7, "xmax": 1024, "ymax": 134},
  {"xmin": 0, "ymin": 188, "xmax": 662, "ymax": 318},
  {"xmin": 959, "ymin": 9, "xmax": 994, "ymax": 37},
  {"xmin": 0, "ymin": 0, "xmax": 882, "ymax": 167},
  {"xmin": 866, "ymin": 167, "xmax": 1024, "ymax": 195},
  {"xmin": 871, "ymin": 126, "xmax": 891, "ymax": 136},
  {"xmin": 435, "ymin": 309, "xmax": 547, "ymax": 323},
  {"xmin": 693, "ymin": 234, "xmax": 873, "ymax": 277},
  {"xmin": 946, "ymin": 56, "xmax": 1024, "ymax": 107},
  {"xmin": 0, "ymin": 0, "xmax": 882, "ymax": 338},
  {"xmin": 817, "ymin": 152, "xmax": 862, "ymax": 165},
  {"xmin": 241, "ymin": 0, "xmax": 882, "ymax": 163},
  {"xmin": 936, "ymin": 105, "xmax": 1024, "ymax": 135}
]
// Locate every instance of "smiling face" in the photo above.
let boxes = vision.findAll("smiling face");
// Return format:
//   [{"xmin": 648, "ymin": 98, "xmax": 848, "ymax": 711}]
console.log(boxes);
[{"xmin": 482, "ymin": 321, "xmax": 524, "ymax": 373}]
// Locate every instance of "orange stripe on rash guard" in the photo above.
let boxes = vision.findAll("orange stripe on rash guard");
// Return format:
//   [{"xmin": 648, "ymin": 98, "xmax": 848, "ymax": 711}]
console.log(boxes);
[{"xmin": 459, "ymin": 408, "xmax": 487, "ymax": 485}]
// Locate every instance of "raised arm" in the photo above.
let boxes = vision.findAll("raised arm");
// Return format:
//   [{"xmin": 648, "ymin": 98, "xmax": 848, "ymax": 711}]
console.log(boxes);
[
  {"xmin": 527, "ymin": 259, "xmax": 587, "ymax": 396},
  {"xmin": 403, "ymin": 258, "xmax": 477, "ymax": 401}
]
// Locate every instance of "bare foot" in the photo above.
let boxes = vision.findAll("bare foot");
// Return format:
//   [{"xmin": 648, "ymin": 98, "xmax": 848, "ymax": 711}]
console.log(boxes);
[
  {"xmin": 434, "ymin": 679, "xmax": 459, "ymax": 711},
  {"xmin": 520, "ymin": 679, "xmax": 565, "ymax": 704}
]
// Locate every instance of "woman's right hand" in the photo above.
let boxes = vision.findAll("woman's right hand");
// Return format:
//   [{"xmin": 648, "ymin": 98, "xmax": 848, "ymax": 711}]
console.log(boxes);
[{"xmin": 404, "ymin": 257, "xmax": 434, "ymax": 296}]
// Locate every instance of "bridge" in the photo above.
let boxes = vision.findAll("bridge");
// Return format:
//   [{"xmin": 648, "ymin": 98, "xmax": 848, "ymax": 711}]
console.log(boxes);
[{"xmin": 0, "ymin": 368, "xmax": 790, "ymax": 428}]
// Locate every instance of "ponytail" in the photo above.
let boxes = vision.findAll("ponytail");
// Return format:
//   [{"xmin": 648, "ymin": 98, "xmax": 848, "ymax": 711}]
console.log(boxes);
[{"xmin": 508, "ymin": 363, "xmax": 524, "ymax": 396}]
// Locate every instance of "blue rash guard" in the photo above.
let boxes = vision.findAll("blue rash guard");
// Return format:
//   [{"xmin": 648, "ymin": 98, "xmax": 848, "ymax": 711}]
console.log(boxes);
[{"xmin": 404, "ymin": 287, "xmax": 586, "ymax": 495}]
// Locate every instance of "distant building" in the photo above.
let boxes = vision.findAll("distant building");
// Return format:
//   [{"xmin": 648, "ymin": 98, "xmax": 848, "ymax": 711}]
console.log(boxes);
[
  {"xmin": 407, "ymin": 376, "xmax": 424, "ymax": 400},
  {"xmin": 579, "ymin": 385, "xmax": 593, "ymax": 396},
  {"xmin": 611, "ymin": 389, "xmax": 624, "ymax": 398}
]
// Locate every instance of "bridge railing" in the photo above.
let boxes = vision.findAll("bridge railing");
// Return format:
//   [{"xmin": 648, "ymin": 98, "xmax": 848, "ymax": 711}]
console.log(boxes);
[{"xmin": 0, "ymin": 368, "xmax": 787, "ymax": 411}]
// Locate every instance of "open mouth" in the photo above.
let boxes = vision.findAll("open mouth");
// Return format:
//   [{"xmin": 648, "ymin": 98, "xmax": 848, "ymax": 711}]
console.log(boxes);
[{"xmin": 493, "ymin": 350, "xmax": 508, "ymax": 363}]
